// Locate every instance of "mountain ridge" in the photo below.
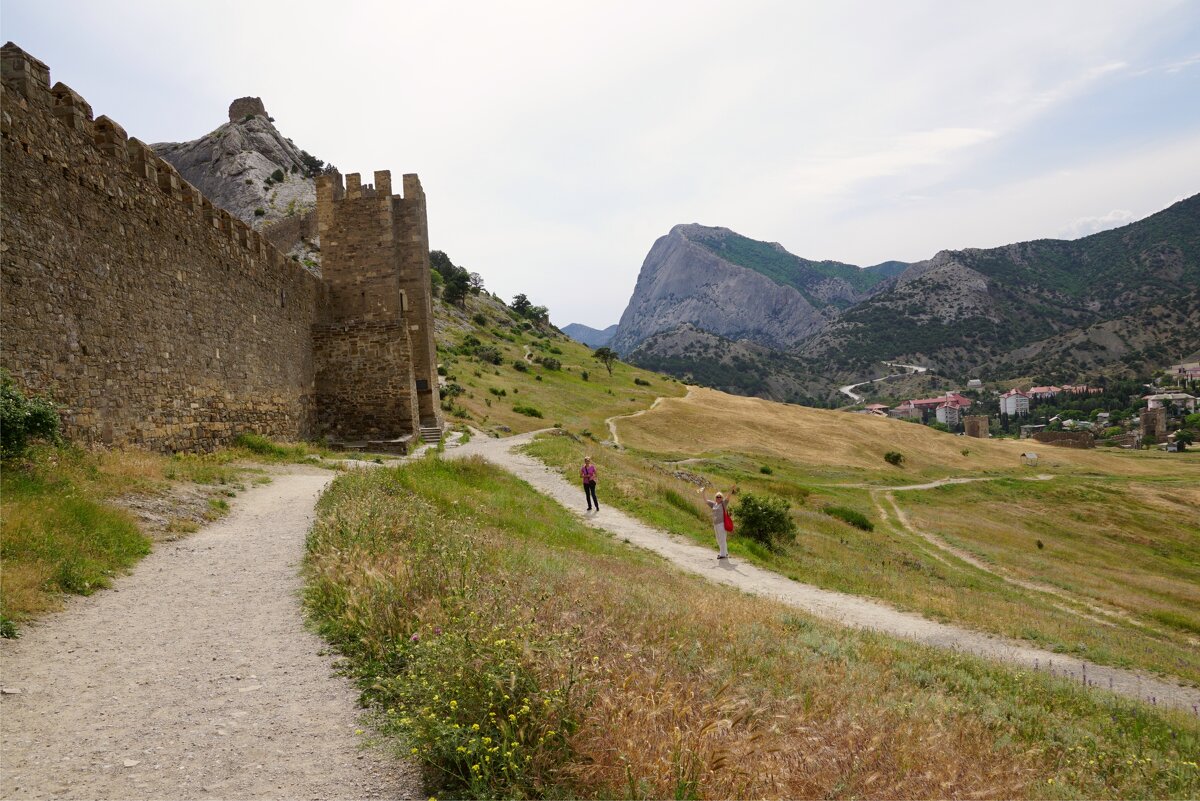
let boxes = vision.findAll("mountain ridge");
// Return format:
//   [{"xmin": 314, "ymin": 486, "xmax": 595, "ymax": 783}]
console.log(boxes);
[{"xmin": 613, "ymin": 194, "xmax": 1200, "ymax": 401}]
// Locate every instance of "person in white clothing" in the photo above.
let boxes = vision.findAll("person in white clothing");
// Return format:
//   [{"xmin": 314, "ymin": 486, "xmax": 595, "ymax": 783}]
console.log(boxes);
[{"xmin": 701, "ymin": 487, "xmax": 735, "ymax": 559}]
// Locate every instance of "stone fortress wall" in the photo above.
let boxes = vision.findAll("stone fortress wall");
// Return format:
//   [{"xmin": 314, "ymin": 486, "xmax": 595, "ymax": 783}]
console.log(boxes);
[{"xmin": 0, "ymin": 43, "xmax": 438, "ymax": 451}]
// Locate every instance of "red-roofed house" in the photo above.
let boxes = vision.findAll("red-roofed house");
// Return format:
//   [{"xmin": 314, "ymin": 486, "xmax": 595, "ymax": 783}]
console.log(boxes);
[
  {"xmin": 1029, "ymin": 385, "xmax": 1061, "ymax": 400},
  {"xmin": 1000, "ymin": 388, "xmax": 1030, "ymax": 416},
  {"xmin": 936, "ymin": 401, "xmax": 963, "ymax": 427},
  {"xmin": 888, "ymin": 401, "xmax": 921, "ymax": 420},
  {"xmin": 907, "ymin": 392, "xmax": 974, "ymax": 411}
]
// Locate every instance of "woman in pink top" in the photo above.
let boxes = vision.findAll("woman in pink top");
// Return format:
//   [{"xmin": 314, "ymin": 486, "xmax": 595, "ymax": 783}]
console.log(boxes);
[{"xmin": 581, "ymin": 456, "xmax": 599, "ymax": 512}]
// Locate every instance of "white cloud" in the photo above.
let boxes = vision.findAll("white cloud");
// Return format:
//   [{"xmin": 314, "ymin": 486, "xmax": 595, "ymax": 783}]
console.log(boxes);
[{"xmin": 1060, "ymin": 209, "xmax": 1137, "ymax": 239}]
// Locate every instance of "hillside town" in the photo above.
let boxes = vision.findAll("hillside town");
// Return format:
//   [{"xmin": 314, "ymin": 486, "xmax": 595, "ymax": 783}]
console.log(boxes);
[{"xmin": 852, "ymin": 360, "xmax": 1200, "ymax": 452}]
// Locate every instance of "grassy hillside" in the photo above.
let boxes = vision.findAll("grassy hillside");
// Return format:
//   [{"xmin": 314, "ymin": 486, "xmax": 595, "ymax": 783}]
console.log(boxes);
[
  {"xmin": 305, "ymin": 456, "xmax": 1199, "ymax": 799},
  {"xmin": 525, "ymin": 387, "xmax": 1200, "ymax": 684},
  {"xmin": 433, "ymin": 292, "xmax": 685, "ymax": 436}
]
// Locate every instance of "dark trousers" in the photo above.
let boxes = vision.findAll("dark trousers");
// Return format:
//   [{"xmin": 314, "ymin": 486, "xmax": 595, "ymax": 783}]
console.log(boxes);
[{"xmin": 583, "ymin": 481, "xmax": 599, "ymax": 509}]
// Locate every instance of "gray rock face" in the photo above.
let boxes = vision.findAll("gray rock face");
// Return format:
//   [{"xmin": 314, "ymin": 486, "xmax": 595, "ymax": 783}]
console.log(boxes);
[
  {"xmin": 608, "ymin": 225, "xmax": 832, "ymax": 355},
  {"xmin": 152, "ymin": 106, "xmax": 316, "ymax": 230}
]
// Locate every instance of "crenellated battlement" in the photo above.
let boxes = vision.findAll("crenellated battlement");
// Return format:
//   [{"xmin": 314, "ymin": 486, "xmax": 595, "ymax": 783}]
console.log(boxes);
[
  {"xmin": 1, "ymin": 42, "xmax": 293, "ymax": 274},
  {"xmin": 1, "ymin": 41, "xmax": 438, "ymax": 451}
]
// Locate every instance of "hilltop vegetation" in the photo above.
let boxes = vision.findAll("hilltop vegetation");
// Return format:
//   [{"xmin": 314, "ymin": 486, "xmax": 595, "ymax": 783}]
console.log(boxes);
[
  {"xmin": 430, "ymin": 279, "xmax": 684, "ymax": 437},
  {"xmin": 687, "ymin": 227, "xmax": 905, "ymax": 305}
]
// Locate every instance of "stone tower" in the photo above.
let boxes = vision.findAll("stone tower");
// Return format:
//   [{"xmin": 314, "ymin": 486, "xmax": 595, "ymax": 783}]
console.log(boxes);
[
  {"xmin": 313, "ymin": 170, "xmax": 441, "ymax": 442},
  {"xmin": 963, "ymin": 415, "xmax": 989, "ymax": 439}
]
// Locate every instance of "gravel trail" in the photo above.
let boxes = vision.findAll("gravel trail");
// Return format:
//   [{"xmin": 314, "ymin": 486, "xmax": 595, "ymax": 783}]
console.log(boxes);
[
  {"xmin": 0, "ymin": 467, "xmax": 420, "ymax": 800},
  {"xmin": 453, "ymin": 430, "xmax": 1200, "ymax": 713}
]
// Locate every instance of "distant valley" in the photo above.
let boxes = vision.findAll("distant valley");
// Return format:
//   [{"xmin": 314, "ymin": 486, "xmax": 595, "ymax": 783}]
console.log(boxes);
[{"xmin": 570, "ymin": 197, "xmax": 1200, "ymax": 403}]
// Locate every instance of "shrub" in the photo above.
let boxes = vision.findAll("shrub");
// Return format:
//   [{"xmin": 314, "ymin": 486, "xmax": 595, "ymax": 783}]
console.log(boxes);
[
  {"xmin": 513, "ymin": 405, "xmax": 543, "ymax": 418},
  {"xmin": 634, "ymin": 377, "xmax": 651, "ymax": 386},
  {"xmin": 437, "ymin": 365, "xmax": 448, "ymax": 377},
  {"xmin": 1, "ymin": 372, "xmax": 60, "ymax": 459},
  {"xmin": 253, "ymin": 207, "xmax": 266, "ymax": 216},
  {"xmin": 884, "ymin": 451, "xmax": 904, "ymax": 466},
  {"xmin": 580, "ymin": 371, "xmax": 589, "ymax": 382},
  {"xmin": 489, "ymin": 387, "xmax": 507, "ymax": 397},
  {"xmin": 541, "ymin": 358, "xmax": 561, "ymax": 371},
  {"xmin": 823, "ymin": 506, "xmax": 874, "ymax": 531},
  {"xmin": 474, "ymin": 346, "xmax": 503, "ymax": 365},
  {"xmin": 733, "ymin": 492, "xmax": 796, "ymax": 548},
  {"xmin": 442, "ymin": 382, "xmax": 464, "ymax": 398},
  {"xmin": 472, "ymin": 313, "xmax": 487, "ymax": 326},
  {"xmin": 513, "ymin": 361, "xmax": 529, "ymax": 373},
  {"xmin": 270, "ymin": 168, "xmax": 285, "ymax": 182},
  {"xmin": 759, "ymin": 465, "xmax": 773, "ymax": 475},
  {"xmin": 548, "ymin": 346, "xmax": 563, "ymax": 355}
]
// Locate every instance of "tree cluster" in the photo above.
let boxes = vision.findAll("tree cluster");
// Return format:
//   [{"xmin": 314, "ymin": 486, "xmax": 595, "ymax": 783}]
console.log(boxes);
[
  {"xmin": 431, "ymin": 251, "xmax": 485, "ymax": 307},
  {"xmin": 510, "ymin": 294, "xmax": 549, "ymax": 326}
]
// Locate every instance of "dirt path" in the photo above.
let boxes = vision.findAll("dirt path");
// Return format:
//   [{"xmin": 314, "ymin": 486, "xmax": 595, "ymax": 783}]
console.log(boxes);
[
  {"xmin": 0, "ymin": 467, "xmax": 420, "ymax": 800},
  {"xmin": 605, "ymin": 388, "xmax": 685, "ymax": 446},
  {"xmin": 451, "ymin": 430, "xmax": 1200, "ymax": 713}
]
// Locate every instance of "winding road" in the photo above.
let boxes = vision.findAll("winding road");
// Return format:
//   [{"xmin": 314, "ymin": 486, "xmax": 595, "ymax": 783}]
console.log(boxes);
[{"xmin": 839, "ymin": 361, "xmax": 929, "ymax": 403}]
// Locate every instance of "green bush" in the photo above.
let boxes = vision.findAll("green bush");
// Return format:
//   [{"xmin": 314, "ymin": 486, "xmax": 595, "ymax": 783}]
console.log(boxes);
[
  {"xmin": 823, "ymin": 506, "xmax": 874, "ymax": 531},
  {"xmin": 270, "ymin": 168, "xmax": 285, "ymax": 182},
  {"xmin": 580, "ymin": 371, "xmax": 589, "ymax": 382},
  {"xmin": 472, "ymin": 313, "xmax": 487, "ymax": 326},
  {"xmin": 489, "ymin": 387, "xmax": 507, "ymax": 397},
  {"xmin": 513, "ymin": 405, "xmax": 543, "ymax": 418},
  {"xmin": 513, "ymin": 361, "xmax": 529, "ymax": 373},
  {"xmin": 474, "ymin": 346, "xmax": 503, "ymax": 365},
  {"xmin": 1, "ymin": 372, "xmax": 60, "ymax": 459},
  {"xmin": 634, "ymin": 377, "xmax": 651, "ymax": 386},
  {"xmin": 884, "ymin": 451, "xmax": 904, "ymax": 466},
  {"xmin": 733, "ymin": 492, "xmax": 796, "ymax": 548},
  {"xmin": 541, "ymin": 358, "xmax": 561, "ymax": 371},
  {"xmin": 759, "ymin": 465, "xmax": 773, "ymax": 475},
  {"xmin": 253, "ymin": 207, "xmax": 266, "ymax": 216}
]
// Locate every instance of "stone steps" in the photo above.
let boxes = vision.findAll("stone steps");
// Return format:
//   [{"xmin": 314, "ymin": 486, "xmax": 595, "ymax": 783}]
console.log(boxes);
[{"xmin": 418, "ymin": 425, "xmax": 442, "ymax": 444}]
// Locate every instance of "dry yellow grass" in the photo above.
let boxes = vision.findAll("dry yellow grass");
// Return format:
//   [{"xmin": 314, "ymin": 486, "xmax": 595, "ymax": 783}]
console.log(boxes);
[{"xmin": 620, "ymin": 387, "xmax": 1200, "ymax": 478}]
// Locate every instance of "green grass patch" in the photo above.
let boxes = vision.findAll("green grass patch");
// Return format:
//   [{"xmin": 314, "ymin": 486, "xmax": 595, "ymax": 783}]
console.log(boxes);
[
  {"xmin": 823, "ymin": 505, "xmax": 874, "ymax": 531},
  {"xmin": 304, "ymin": 456, "xmax": 1200, "ymax": 799},
  {"xmin": 1, "ymin": 446, "xmax": 150, "ymax": 633}
]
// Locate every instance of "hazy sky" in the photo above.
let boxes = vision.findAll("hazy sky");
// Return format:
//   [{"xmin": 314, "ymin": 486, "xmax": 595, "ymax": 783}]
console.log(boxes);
[{"xmin": 4, "ymin": 1, "xmax": 1199, "ymax": 328}]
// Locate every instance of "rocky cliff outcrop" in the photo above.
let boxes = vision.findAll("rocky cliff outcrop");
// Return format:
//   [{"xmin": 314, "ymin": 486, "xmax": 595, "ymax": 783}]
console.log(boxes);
[
  {"xmin": 152, "ymin": 99, "xmax": 317, "ymax": 230},
  {"xmin": 609, "ymin": 225, "xmax": 834, "ymax": 355}
]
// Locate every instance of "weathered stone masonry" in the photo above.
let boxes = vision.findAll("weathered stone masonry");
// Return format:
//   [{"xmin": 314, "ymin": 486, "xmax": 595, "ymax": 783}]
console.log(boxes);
[
  {"xmin": 314, "ymin": 170, "xmax": 440, "ymax": 439},
  {"xmin": 0, "ymin": 43, "xmax": 438, "ymax": 451}
]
